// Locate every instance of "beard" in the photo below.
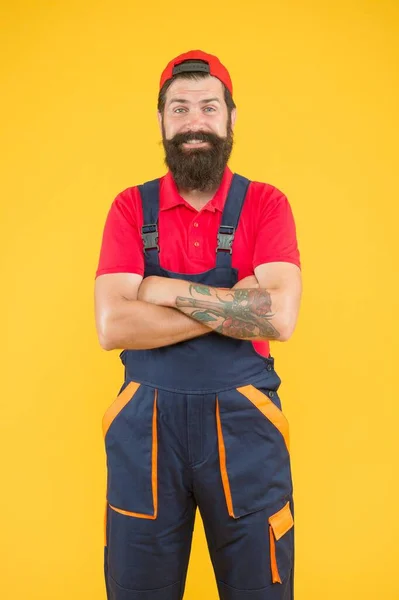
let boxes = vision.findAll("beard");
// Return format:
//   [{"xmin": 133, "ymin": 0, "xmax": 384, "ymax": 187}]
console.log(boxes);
[{"xmin": 161, "ymin": 117, "xmax": 234, "ymax": 192}]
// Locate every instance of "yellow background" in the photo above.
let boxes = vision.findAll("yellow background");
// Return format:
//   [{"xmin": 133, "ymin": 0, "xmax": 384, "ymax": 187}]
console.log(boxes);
[{"xmin": 1, "ymin": 1, "xmax": 398, "ymax": 598}]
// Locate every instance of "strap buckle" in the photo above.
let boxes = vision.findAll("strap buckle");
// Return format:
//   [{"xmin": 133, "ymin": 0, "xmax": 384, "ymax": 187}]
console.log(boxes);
[
  {"xmin": 216, "ymin": 225, "xmax": 235, "ymax": 254},
  {"xmin": 141, "ymin": 223, "xmax": 159, "ymax": 251}
]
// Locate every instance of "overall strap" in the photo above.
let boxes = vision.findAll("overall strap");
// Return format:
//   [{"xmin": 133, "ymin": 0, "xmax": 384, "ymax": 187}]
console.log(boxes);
[
  {"xmin": 138, "ymin": 174, "xmax": 251, "ymax": 270},
  {"xmin": 138, "ymin": 178, "xmax": 161, "ymax": 268},
  {"xmin": 216, "ymin": 174, "xmax": 251, "ymax": 268}
]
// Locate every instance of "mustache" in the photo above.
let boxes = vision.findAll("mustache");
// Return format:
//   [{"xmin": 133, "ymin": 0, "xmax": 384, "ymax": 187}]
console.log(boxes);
[{"xmin": 168, "ymin": 131, "xmax": 225, "ymax": 147}]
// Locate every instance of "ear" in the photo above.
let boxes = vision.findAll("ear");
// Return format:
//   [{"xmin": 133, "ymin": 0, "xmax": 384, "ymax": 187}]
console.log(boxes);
[
  {"xmin": 157, "ymin": 111, "xmax": 163, "ymax": 134},
  {"xmin": 230, "ymin": 107, "xmax": 237, "ymax": 129}
]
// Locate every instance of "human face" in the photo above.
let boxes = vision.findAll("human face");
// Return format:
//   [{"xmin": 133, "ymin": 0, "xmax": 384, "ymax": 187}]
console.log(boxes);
[
  {"xmin": 159, "ymin": 75, "xmax": 236, "ymax": 147},
  {"xmin": 158, "ymin": 76, "xmax": 237, "ymax": 191}
]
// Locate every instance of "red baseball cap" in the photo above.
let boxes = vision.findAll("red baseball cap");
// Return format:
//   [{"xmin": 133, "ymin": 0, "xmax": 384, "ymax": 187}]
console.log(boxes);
[{"xmin": 159, "ymin": 50, "xmax": 233, "ymax": 96}]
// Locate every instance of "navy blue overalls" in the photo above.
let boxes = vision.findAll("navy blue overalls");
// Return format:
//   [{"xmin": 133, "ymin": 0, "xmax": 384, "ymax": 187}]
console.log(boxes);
[{"xmin": 103, "ymin": 174, "xmax": 295, "ymax": 600}]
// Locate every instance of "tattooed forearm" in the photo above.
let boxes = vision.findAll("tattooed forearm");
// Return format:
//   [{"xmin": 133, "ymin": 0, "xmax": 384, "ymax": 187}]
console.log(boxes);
[{"xmin": 175, "ymin": 284, "xmax": 281, "ymax": 340}]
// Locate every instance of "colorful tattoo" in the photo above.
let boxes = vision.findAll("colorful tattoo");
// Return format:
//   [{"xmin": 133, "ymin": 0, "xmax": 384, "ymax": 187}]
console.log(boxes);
[{"xmin": 175, "ymin": 285, "xmax": 280, "ymax": 340}]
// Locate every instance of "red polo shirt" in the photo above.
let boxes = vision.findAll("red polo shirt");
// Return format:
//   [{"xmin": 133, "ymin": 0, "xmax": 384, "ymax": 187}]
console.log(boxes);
[{"xmin": 95, "ymin": 167, "xmax": 301, "ymax": 357}]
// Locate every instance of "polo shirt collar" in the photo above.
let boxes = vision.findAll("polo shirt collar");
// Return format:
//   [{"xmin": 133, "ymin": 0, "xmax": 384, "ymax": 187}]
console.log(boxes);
[{"xmin": 160, "ymin": 167, "xmax": 234, "ymax": 212}]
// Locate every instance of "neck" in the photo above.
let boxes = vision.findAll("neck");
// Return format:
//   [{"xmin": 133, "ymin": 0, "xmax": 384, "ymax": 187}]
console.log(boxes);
[{"xmin": 178, "ymin": 185, "xmax": 219, "ymax": 211}]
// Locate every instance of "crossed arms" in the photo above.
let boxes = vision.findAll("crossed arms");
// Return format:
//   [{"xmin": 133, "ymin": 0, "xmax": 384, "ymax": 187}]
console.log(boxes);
[{"xmin": 94, "ymin": 262, "xmax": 302, "ymax": 351}]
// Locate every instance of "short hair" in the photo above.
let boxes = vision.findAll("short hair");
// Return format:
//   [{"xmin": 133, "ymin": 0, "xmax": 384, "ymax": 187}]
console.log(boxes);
[{"xmin": 157, "ymin": 71, "xmax": 236, "ymax": 114}]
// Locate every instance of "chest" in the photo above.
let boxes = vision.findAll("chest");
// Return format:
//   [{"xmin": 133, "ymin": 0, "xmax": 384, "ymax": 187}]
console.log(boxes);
[{"xmin": 155, "ymin": 203, "xmax": 257, "ymax": 278}]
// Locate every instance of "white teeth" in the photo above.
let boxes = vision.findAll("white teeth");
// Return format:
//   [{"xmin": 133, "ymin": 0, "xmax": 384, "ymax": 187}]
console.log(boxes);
[{"xmin": 187, "ymin": 139, "xmax": 204, "ymax": 144}]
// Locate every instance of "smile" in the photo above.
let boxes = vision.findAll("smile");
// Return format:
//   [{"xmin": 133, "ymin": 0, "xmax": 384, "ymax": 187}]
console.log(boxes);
[{"xmin": 182, "ymin": 140, "xmax": 210, "ymax": 147}]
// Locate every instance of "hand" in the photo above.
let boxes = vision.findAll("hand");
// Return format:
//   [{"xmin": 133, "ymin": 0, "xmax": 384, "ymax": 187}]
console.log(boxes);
[{"xmin": 232, "ymin": 275, "xmax": 259, "ymax": 290}]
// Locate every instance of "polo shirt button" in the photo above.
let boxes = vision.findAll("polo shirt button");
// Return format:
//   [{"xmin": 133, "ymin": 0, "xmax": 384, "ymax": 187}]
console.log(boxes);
[
  {"xmin": 194, "ymin": 241, "xmax": 200, "ymax": 247},
  {"xmin": 268, "ymin": 391, "xmax": 275, "ymax": 398},
  {"xmin": 266, "ymin": 364, "xmax": 273, "ymax": 371},
  {"xmin": 193, "ymin": 222, "xmax": 199, "ymax": 228}
]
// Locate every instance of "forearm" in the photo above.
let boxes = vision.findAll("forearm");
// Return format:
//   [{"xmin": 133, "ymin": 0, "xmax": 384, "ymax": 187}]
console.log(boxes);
[
  {"xmin": 174, "ymin": 283, "xmax": 285, "ymax": 341},
  {"xmin": 147, "ymin": 278, "xmax": 287, "ymax": 341},
  {"xmin": 102, "ymin": 298, "xmax": 210, "ymax": 351}
]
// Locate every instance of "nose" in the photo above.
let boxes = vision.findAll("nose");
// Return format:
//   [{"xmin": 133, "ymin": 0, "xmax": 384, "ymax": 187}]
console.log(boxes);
[{"xmin": 185, "ymin": 109, "xmax": 207, "ymax": 131}]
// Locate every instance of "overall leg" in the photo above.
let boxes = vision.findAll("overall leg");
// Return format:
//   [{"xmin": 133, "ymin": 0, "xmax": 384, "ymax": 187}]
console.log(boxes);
[
  {"xmin": 197, "ymin": 490, "xmax": 294, "ymax": 600},
  {"xmin": 103, "ymin": 385, "xmax": 196, "ymax": 600},
  {"xmin": 192, "ymin": 387, "xmax": 295, "ymax": 600}
]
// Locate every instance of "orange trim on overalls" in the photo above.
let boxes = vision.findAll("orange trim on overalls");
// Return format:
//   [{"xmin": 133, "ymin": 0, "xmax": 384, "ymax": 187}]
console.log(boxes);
[
  {"xmin": 215, "ymin": 397, "xmax": 235, "ymax": 518},
  {"xmin": 103, "ymin": 384, "xmax": 158, "ymax": 520},
  {"xmin": 102, "ymin": 381, "xmax": 141, "ymax": 438},
  {"xmin": 236, "ymin": 385, "xmax": 290, "ymax": 452},
  {"xmin": 269, "ymin": 525, "xmax": 281, "ymax": 583},
  {"xmin": 268, "ymin": 501, "xmax": 294, "ymax": 583}
]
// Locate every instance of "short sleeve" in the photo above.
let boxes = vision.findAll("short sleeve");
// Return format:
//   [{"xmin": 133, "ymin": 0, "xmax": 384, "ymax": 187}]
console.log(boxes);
[
  {"xmin": 95, "ymin": 188, "xmax": 145, "ymax": 278},
  {"xmin": 252, "ymin": 188, "xmax": 301, "ymax": 270}
]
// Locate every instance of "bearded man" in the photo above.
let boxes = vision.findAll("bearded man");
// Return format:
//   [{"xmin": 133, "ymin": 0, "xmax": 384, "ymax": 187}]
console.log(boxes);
[{"xmin": 95, "ymin": 50, "xmax": 302, "ymax": 600}]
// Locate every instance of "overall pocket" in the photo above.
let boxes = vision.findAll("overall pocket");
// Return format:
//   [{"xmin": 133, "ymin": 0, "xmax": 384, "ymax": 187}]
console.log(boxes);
[
  {"xmin": 268, "ymin": 500, "xmax": 294, "ymax": 584},
  {"xmin": 216, "ymin": 382, "xmax": 292, "ymax": 519},
  {"xmin": 103, "ymin": 381, "xmax": 158, "ymax": 519}
]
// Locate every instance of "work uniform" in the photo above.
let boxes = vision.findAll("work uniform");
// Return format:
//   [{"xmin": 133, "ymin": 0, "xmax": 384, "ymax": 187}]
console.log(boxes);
[{"xmin": 98, "ymin": 170, "xmax": 300, "ymax": 600}]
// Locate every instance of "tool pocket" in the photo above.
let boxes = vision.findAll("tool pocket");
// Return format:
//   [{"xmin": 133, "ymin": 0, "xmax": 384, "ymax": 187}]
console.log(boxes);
[
  {"xmin": 268, "ymin": 500, "xmax": 294, "ymax": 584},
  {"xmin": 103, "ymin": 381, "xmax": 158, "ymax": 519},
  {"xmin": 216, "ymin": 379, "xmax": 292, "ymax": 518}
]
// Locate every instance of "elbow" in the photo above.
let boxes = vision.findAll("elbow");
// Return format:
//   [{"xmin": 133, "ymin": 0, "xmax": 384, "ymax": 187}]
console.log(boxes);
[
  {"xmin": 97, "ymin": 316, "xmax": 119, "ymax": 351},
  {"xmin": 277, "ymin": 328, "xmax": 291, "ymax": 343},
  {"xmin": 276, "ymin": 315, "xmax": 298, "ymax": 343},
  {"xmin": 98, "ymin": 334, "xmax": 116, "ymax": 351},
  {"xmin": 98, "ymin": 329, "xmax": 116, "ymax": 351}
]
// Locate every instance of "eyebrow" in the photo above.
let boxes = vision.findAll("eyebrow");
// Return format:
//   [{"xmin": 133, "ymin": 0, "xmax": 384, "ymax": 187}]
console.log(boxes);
[{"xmin": 169, "ymin": 97, "xmax": 221, "ymax": 105}]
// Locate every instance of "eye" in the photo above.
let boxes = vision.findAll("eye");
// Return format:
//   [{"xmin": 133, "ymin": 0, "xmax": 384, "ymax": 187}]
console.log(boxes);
[
  {"xmin": 173, "ymin": 107, "xmax": 187, "ymax": 114},
  {"xmin": 203, "ymin": 106, "xmax": 216, "ymax": 113}
]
